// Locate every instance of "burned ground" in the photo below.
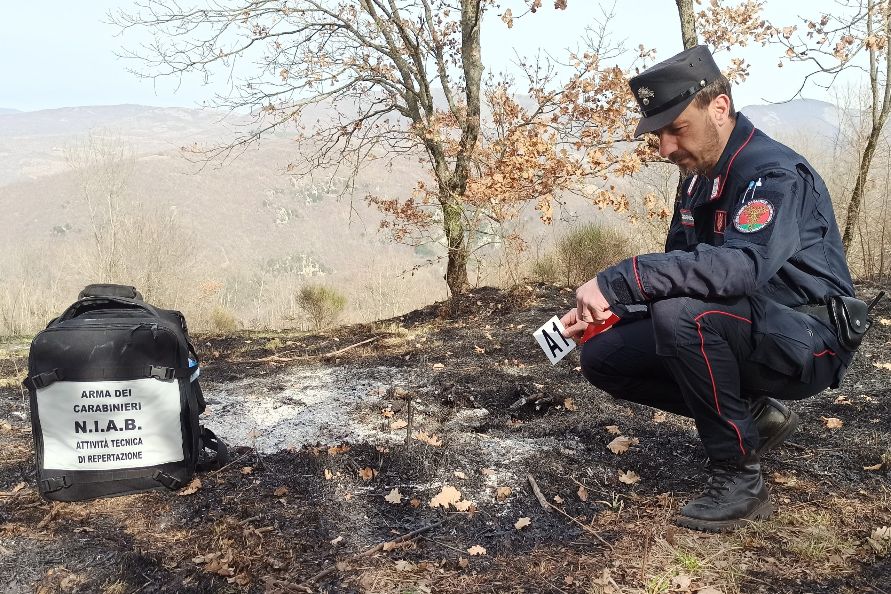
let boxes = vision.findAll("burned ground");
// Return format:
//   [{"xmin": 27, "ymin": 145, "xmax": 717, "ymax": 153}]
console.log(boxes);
[{"xmin": 1, "ymin": 283, "xmax": 889, "ymax": 594}]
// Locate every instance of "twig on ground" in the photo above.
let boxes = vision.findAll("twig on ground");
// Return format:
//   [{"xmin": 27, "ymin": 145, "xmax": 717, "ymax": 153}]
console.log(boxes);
[
  {"xmin": 262, "ymin": 577, "xmax": 313, "ymax": 593},
  {"xmin": 36, "ymin": 502, "xmax": 62, "ymax": 529},
  {"xmin": 527, "ymin": 474, "xmax": 551, "ymax": 510},
  {"xmin": 208, "ymin": 451, "xmax": 252, "ymax": 476},
  {"xmin": 528, "ymin": 474, "xmax": 612, "ymax": 549}
]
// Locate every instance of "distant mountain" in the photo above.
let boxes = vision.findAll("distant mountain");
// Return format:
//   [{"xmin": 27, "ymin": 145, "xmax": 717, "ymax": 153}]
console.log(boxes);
[
  {"xmin": 0, "ymin": 99, "xmax": 851, "ymax": 329},
  {"xmin": 0, "ymin": 108, "xmax": 21, "ymax": 115},
  {"xmin": 740, "ymin": 99, "xmax": 842, "ymax": 144}
]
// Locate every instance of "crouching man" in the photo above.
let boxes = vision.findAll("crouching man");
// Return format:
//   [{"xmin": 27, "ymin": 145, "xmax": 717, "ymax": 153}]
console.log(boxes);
[{"xmin": 561, "ymin": 45, "xmax": 856, "ymax": 532}]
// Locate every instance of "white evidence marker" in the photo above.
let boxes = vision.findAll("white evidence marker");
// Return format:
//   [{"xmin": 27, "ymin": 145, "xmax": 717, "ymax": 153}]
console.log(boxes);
[{"xmin": 533, "ymin": 316, "xmax": 576, "ymax": 365}]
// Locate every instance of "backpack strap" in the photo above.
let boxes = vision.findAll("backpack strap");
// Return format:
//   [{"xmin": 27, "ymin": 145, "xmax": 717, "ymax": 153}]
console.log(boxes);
[
  {"xmin": 40, "ymin": 469, "xmax": 187, "ymax": 493},
  {"xmin": 24, "ymin": 365, "xmax": 192, "ymax": 390},
  {"xmin": 56, "ymin": 296, "xmax": 164, "ymax": 324},
  {"xmin": 196, "ymin": 427, "xmax": 229, "ymax": 471}
]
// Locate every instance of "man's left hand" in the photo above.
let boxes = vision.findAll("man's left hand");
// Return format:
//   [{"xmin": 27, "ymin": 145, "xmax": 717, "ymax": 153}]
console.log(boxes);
[{"xmin": 576, "ymin": 276, "xmax": 613, "ymax": 323}]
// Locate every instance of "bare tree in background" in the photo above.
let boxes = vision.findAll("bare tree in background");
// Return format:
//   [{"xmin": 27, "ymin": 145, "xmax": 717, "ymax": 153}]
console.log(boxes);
[
  {"xmin": 771, "ymin": 0, "xmax": 891, "ymax": 253},
  {"xmin": 113, "ymin": 1, "xmax": 670, "ymax": 314},
  {"xmin": 65, "ymin": 132, "xmax": 134, "ymax": 281}
]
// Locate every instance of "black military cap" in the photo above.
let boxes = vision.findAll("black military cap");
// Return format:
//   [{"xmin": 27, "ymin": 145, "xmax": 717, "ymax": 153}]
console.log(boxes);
[{"xmin": 629, "ymin": 45, "xmax": 722, "ymax": 137}]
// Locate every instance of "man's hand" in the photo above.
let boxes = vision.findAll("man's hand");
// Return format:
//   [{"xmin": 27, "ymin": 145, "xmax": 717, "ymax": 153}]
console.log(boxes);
[
  {"xmin": 559, "ymin": 308, "xmax": 588, "ymax": 340},
  {"xmin": 575, "ymin": 276, "xmax": 613, "ymax": 324}
]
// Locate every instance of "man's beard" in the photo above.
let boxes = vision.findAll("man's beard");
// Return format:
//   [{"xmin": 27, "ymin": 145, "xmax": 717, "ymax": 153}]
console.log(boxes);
[{"xmin": 670, "ymin": 118, "xmax": 722, "ymax": 176}]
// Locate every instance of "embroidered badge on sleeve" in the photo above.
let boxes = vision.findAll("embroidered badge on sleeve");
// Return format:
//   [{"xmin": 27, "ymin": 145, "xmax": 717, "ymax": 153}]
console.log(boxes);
[{"xmin": 733, "ymin": 199, "xmax": 774, "ymax": 233}]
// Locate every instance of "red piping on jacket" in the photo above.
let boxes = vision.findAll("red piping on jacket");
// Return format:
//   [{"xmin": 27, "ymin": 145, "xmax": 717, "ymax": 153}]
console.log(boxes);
[
  {"xmin": 632, "ymin": 256, "xmax": 651, "ymax": 300},
  {"xmin": 693, "ymin": 310, "xmax": 753, "ymax": 457},
  {"xmin": 813, "ymin": 349, "xmax": 836, "ymax": 357},
  {"xmin": 712, "ymin": 127, "xmax": 756, "ymax": 201}
]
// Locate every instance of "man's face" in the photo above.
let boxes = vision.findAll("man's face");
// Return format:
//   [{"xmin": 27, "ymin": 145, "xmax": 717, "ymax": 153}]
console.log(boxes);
[{"xmin": 654, "ymin": 101, "xmax": 722, "ymax": 176}]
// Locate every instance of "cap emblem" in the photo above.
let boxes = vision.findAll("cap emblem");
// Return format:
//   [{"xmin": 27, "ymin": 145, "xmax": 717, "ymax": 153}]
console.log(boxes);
[{"xmin": 637, "ymin": 86, "xmax": 655, "ymax": 105}]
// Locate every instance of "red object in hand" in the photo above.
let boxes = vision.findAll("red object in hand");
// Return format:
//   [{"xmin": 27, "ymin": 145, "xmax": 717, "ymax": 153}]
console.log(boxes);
[{"xmin": 578, "ymin": 313, "xmax": 620, "ymax": 345}]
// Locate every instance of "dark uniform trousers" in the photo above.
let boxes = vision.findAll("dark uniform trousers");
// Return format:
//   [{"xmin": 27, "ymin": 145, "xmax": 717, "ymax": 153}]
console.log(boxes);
[{"xmin": 580, "ymin": 296, "xmax": 846, "ymax": 462}]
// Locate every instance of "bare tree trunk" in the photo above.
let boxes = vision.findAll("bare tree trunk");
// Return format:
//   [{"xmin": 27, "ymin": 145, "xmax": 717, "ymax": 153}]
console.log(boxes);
[
  {"xmin": 443, "ymin": 196, "xmax": 469, "ymax": 314},
  {"xmin": 675, "ymin": 0, "xmax": 698, "ymax": 50},
  {"xmin": 673, "ymin": 0, "xmax": 699, "ymax": 205},
  {"xmin": 843, "ymin": 129, "xmax": 885, "ymax": 252},
  {"xmin": 441, "ymin": 0, "xmax": 482, "ymax": 315},
  {"xmin": 842, "ymin": 0, "xmax": 891, "ymax": 253}
]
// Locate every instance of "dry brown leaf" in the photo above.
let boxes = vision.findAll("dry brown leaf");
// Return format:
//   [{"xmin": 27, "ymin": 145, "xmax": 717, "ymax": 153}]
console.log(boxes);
[
  {"xmin": 432, "ymin": 363, "xmax": 445, "ymax": 370},
  {"xmin": 577, "ymin": 485, "xmax": 588, "ymax": 502},
  {"xmin": 454, "ymin": 500, "xmax": 474, "ymax": 512},
  {"xmin": 457, "ymin": 557, "xmax": 469, "ymax": 568},
  {"xmin": 358, "ymin": 467, "xmax": 375, "ymax": 481},
  {"xmin": 328, "ymin": 445, "xmax": 351, "ymax": 455},
  {"xmin": 618, "ymin": 470, "xmax": 640, "ymax": 485},
  {"xmin": 605, "ymin": 425, "xmax": 621, "ymax": 435},
  {"xmin": 878, "ymin": 318, "xmax": 890, "ymax": 326},
  {"xmin": 553, "ymin": 495, "xmax": 564, "ymax": 504},
  {"xmin": 11, "ymin": 482, "xmax": 26, "ymax": 494},
  {"xmin": 873, "ymin": 362, "xmax": 891, "ymax": 371},
  {"xmin": 495, "ymin": 486, "xmax": 512, "ymax": 501},
  {"xmin": 391, "ymin": 419, "xmax": 408, "ymax": 430},
  {"xmin": 864, "ymin": 463, "xmax": 884, "ymax": 471},
  {"xmin": 409, "ymin": 497, "xmax": 421, "ymax": 508},
  {"xmin": 330, "ymin": 536, "xmax": 344, "ymax": 546},
  {"xmin": 467, "ymin": 545, "xmax": 486, "ymax": 556},
  {"xmin": 385, "ymin": 488, "xmax": 403, "ymax": 504},
  {"xmin": 273, "ymin": 486, "xmax": 288, "ymax": 497},
  {"xmin": 412, "ymin": 431, "xmax": 443, "ymax": 447},
  {"xmin": 240, "ymin": 466, "xmax": 253, "ymax": 475},
  {"xmin": 564, "ymin": 398, "xmax": 577, "ymax": 411},
  {"xmin": 822, "ymin": 416, "xmax": 844, "ymax": 429},
  {"xmin": 394, "ymin": 559, "xmax": 416, "ymax": 572},
  {"xmin": 607, "ymin": 435, "xmax": 639, "ymax": 454},
  {"xmin": 834, "ymin": 395, "xmax": 852, "ymax": 405},
  {"xmin": 474, "ymin": 345, "xmax": 485, "ymax": 353},
  {"xmin": 514, "ymin": 517, "xmax": 531, "ymax": 530},
  {"xmin": 178, "ymin": 478, "xmax": 202, "ymax": 496},
  {"xmin": 454, "ymin": 471, "xmax": 467, "ymax": 480},
  {"xmin": 772, "ymin": 472, "xmax": 798, "ymax": 486},
  {"xmin": 653, "ymin": 411, "xmax": 668, "ymax": 423},
  {"xmin": 324, "ymin": 468, "xmax": 333, "ymax": 480},
  {"xmin": 697, "ymin": 587, "xmax": 723, "ymax": 594},
  {"xmin": 429, "ymin": 485, "xmax": 462, "ymax": 509},
  {"xmin": 867, "ymin": 526, "xmax": 891, "ymax": 554},
  {"xmin": 672, "ymin": 574, "xmax": 692, "ymax": 589},
  {"xmin": 381, "ymin": 408, "xmax": 394, "ymax": 418}
]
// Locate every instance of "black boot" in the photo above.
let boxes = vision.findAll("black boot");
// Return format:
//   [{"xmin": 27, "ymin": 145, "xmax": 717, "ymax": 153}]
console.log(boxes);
[
  {"xmin": 676, "ymin": 455, "xmax": 772, "ymax": 532},
  {"xmin": 751, "ymin": 397, "xmax": 799, "ymax": 456}
]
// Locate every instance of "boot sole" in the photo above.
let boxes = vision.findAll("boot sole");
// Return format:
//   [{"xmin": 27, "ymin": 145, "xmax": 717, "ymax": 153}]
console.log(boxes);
[
  {"xmin": 757, "ymin": 410, "xmax": 800, "ymax": 456},
  {"xmin": 675, "ymin": 500, "xmax": 774, "ymax": 533}
]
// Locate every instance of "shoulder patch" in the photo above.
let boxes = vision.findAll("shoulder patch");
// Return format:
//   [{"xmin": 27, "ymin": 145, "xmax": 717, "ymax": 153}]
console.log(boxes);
[{"xmin": 733, "ymin": 199, "xmax": 774, "ymax": 233}]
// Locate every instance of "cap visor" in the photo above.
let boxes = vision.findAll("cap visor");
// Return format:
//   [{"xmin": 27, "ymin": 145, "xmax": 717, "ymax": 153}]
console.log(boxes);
[{"xmin": 633, "ymin": 97, "xmax": 695, "ymax": 137}]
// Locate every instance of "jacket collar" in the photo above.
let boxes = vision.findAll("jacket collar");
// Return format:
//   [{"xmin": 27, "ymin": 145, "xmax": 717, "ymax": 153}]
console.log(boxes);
[{"xmin": 703, "ymin": 113, "xmax": 756, "ymax": 202}]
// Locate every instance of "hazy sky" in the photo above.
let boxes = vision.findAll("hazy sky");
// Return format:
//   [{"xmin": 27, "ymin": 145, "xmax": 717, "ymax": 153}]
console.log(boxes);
[{"xmin": 0, "ymin": 1, "xmax": 858, "ymax": 112}]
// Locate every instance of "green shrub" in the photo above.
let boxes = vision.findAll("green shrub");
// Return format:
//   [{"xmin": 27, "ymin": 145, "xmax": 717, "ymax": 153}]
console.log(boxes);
[
  {"xmin": 209, "ymin": 306, "xmax": 238, "ymax": 333},
  {"xmin": 298, "ymin": 283, "xmax": 347, "ymax": 330},
  {"xmin": 534, "ymin": 223, "xmax": 635, "ymax": 287}
]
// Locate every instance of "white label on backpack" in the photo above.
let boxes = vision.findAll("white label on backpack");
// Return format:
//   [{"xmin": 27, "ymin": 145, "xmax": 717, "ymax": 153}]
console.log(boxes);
[{"xmin": 36, "ymin": 379, "xmax": 185, "ymax": 470}]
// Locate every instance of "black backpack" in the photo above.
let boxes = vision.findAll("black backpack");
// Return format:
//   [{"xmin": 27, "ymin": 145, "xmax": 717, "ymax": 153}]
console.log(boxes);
[{"xmin": 24, "ymin": 284, "xmax": 227, "ymax": 501}]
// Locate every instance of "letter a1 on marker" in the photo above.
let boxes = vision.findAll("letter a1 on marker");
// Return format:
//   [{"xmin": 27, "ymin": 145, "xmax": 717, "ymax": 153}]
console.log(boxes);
[{"xmin": 533, "ymin": 316, "xmax": 576, "ymax": 365}]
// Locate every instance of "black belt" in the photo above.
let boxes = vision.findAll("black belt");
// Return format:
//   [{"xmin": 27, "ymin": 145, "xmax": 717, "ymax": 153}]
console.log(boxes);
[{"xmin": 792, "ymin": 303, "xmax": 833, "ymax": 326}]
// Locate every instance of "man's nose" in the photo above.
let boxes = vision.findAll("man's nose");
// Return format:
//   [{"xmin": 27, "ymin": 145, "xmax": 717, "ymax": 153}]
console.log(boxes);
[{"xmin": 658, "ymin": 132, "xmax": 676, "ymax": 158}]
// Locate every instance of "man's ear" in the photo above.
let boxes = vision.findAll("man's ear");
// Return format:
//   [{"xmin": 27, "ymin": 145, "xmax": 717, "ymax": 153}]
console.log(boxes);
[{"xmin": 710, "ymin": 94, "xmax": 733, "ymax": 127}]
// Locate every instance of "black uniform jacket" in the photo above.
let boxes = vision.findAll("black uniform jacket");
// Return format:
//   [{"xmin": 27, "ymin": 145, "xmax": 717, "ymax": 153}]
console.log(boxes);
[{"xmin": 597, "ymin": 113, "xmax": 855, "ymax": 384}]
